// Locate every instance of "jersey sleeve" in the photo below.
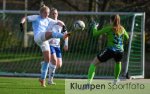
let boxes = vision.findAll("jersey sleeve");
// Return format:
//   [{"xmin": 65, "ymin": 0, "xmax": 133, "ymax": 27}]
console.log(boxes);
[
  {"xmin": 123, "ymin": 27, "xmax": 129, "ymax": 40},
  {"xmin": 27, "ymin": 15, "xmax": 39, "ymax": 22},
  {"xmin": 93, "ymin": 25, "xmax": 110, "ymax": 37}
]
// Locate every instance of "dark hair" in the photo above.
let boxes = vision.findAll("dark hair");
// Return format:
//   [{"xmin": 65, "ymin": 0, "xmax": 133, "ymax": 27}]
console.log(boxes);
[{"xmin": 50, "ymin": 7, "xmax": 57, "ymax": 12}]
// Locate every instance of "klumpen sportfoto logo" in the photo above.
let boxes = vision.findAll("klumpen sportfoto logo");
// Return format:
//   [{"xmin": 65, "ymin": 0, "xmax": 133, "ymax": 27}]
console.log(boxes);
[
  {"xmin": 69, "ymin": 82, "xmax": 145, "ymax": 91},
  {"xmin": 65, "ymin": 79, "xmax": 146, "ymax": 94}
]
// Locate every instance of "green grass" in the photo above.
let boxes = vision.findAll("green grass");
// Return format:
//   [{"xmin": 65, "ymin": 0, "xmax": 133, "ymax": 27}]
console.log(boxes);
[
  {"xmin": 0, "ymin": 77, "xmax": 150, "ymax": 94},
  {"xmin": 0, "ymin": 77, "xmax": 65, "ymax": 94}
]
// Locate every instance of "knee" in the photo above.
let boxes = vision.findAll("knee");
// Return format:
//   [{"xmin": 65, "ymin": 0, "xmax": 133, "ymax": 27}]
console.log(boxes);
[
  {"xmin": 57, "ymin": 64, "xmax": 62, "ymax": 69},
  {"xmin": 51, "ymin": 58, "xmax": 57, "ymax": 65},
  {"xmin": 44, "ymin": 55, "xmax": 50, "ymax": 63},
  {"xmin": 92, "ymin": 57, "xmax": 100, "ymax": 66},
  {"xmin": 57, "ymin": 61, "xmax": 62, "ymax": 69}
]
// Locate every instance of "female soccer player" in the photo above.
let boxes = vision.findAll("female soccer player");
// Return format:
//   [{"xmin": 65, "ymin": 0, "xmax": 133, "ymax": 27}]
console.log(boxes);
[
  {"xmin": 47, "ymin": 8, "xmax": 68, "ymax": 85},
  {"xmin": 20, "ymin": 5, "xmax": 69, "ymax": 87},
  {"xmin": 88, "ymin": 14, "xmax": 129, "ymax": 84}
]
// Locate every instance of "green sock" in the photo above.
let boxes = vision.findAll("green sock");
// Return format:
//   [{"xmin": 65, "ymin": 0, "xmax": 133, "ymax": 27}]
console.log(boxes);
[
  {"xmin": 114, "ymin": 62, "xmax": 121, "ymax": 79},
  {"xmin": 88, "ymin": 64, "xmax": 96, "ymax": 84}
]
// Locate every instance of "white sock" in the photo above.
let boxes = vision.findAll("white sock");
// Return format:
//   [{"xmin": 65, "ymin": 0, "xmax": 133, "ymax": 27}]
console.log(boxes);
[{"xmin": 48, "ymin": 63, "xmax": 56, "ymax": 82}]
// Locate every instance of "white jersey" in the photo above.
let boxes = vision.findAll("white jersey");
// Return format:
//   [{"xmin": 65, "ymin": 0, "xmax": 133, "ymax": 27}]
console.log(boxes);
[
  {"xmin": 48, "ymin": 25, "xmax": 62, "ymax": 47},
  {"xmin": 27, "ymin": 15, "xmax": 57, "ymax": 37}
]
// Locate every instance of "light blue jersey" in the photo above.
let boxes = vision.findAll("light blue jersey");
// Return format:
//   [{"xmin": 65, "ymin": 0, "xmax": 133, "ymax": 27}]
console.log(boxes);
[{"xmin": 27, "ymin": 15, "xmax": 57, "ymax": 36}]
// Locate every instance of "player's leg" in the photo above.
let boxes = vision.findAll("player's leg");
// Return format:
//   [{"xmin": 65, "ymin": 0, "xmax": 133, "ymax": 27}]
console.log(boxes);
[
  {"xmin": 48, "ymin": 46, "xmax": 57, "ymax": 85},
  {"xmin": 48, "ymin": 46, "xmax": 62, "ymax": 85},
  {"xmin": 88, "ymin": 48, "xmax": 113, "ymax": 84},
  {"xmin": 113, "ymin": 51, "xmax": 123, "ymax": 84},
  {"xmin": 113, "ymin": 62, "xmax": 122, "ymax": 84},
  {"xmin": 45, "ymin": 32, "xmax": 63, "ymax": 40},
  {"xmin": 35, "ymin": 32, "xmax": 51, "ymax": 87},
  {"xmin": 55, "ymin": 47, "xmax": 62, "ymax": 68},
  {"xmin": 44, "ymin": 25, "xmax": 69, "ymax": 41},
  {"xmin": 114, "ymin": 62, "xmax": 121, "ymax": 79},
  {"xmin": 39, "ymin": 50, "xmax": 50, "ymax": 87},
  {"xmin": 88, "ymin": 57, "xmax": 99, "ymax": 84},
  {"xmin": 56, "ymin": 58, "xmax": 62, "ymax": 68}
]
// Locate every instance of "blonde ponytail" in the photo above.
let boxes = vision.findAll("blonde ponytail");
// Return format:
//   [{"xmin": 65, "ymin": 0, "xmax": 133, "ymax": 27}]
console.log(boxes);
[{"xmin": 111, "ymin": 15, "xmax": 123, "ymax": 35}]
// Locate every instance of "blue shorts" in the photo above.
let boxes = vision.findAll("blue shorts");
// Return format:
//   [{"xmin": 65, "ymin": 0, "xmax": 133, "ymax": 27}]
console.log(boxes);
[{"xmin": 50, "ymin": 46, "xmax": 62, "ymax": 58}]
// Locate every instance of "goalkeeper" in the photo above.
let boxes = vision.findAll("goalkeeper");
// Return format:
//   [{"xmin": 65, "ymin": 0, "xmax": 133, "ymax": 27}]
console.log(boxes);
[{"xmin": 88, "ymin": 14, "xmax": 129, "ymax": 84}]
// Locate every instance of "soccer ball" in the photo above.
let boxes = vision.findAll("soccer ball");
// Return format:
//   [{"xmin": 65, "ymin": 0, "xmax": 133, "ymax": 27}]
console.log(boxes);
[{"xmin": 74, "ymin": 20, "xmax": 85, "ymax": 31}]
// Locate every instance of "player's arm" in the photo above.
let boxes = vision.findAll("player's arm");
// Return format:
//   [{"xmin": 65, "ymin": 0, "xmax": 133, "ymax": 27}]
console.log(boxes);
[
  {"xmin": 60, "ymin": 20, "xmax": 68, "ymax": 51},
  {"xmin": 59, "ymin": 20, "xmax": 69, "ymax": 50},
  {"xmin": 63, "ymin": 37, "xmax": 68, "ymax": 51},
  {"xmin": 124, "ymin": 31, "xmax": 129, "ymax": 40},
  {"xmin": 47, "ymin": 19, "xmax": 65, "ymax": 32},
  {"xmin": 94, "ymin": 26, "xmax": 110, "ymax": 37},
  {"xmin": 20, "ymin": 16, "xmax": 27, "ymax": 32},
  {"xmin": 123, "ymin": 27, "xmax": 129, "ymax": 40},
  {"xmin": 57, "ymin": 20, "xmax": 65, "ymax": 27},
  {"xmin": 63, "ymin": 29, "xmax": 68, "ymax": 51},
  {"xmin": 20, "ymin": 15, "xmax": 38, "ymax": 32}
]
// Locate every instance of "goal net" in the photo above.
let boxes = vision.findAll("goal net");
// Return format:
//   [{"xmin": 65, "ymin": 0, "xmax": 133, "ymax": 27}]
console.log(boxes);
[{"xmin": 0, "ymin": 11, "xmax": 145, "ymax": 79}]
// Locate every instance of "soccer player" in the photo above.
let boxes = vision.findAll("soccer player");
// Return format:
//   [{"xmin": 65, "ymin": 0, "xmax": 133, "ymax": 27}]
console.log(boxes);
[
  {"xmin": 20, "ymin": 5, "xmax": 69, "ymax": 87},
  {"xmin": 88, "ymin": 14, "xmax": 129, "ymax": 84},
  {"xmin": 47, "ymin": 8, "xmax": 68, "ymax": 85}
]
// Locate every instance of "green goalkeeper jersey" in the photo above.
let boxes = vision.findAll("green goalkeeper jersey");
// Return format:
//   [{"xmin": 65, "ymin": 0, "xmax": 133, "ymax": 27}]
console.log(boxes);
[{"xmin": 93, "ymin": 25, "xmax": 129, "ymax": 52}]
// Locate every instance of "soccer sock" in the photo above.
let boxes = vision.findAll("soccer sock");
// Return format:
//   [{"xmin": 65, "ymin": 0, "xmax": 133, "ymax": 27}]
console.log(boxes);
[
  {"xmin": 41, "ymin": 62, "xmax": 49, "ymax": 80},
  {"xmin": 52, "ymin": 32, "xmax": 64, "ymax": 38},
  {"xmin": 88, "ymin": 64, "xmax": 96, "ymax": 84},
  {"xmin": 114, "ymin": 62, "xmax": 122, "ymax": 79},
  {"xmin": 48, "ymin": 63, "xmax": 56, "ymax": 81}
]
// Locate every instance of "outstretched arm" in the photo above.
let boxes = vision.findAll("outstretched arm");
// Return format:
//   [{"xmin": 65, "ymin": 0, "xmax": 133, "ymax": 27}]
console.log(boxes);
[
  {"xmin": 63, "ymin": 37, "xmax": 68, "ymax": 51},
  {"xmin": 20, "ymin": 16, "xmax": 27, "ymax": 32},
  {"xmin": 93, "ymin": 25, "xmax": 110, "ymax": 37}
]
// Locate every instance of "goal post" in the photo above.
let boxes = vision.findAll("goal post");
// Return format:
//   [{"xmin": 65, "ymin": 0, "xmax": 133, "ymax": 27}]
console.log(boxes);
[
  {"xmin": 124, "ymin": 13, "xmax": 145, "ymax": 79},
  {"xmin": 0, "ymin": 11, "xmax": 145, "ymax": 79}
]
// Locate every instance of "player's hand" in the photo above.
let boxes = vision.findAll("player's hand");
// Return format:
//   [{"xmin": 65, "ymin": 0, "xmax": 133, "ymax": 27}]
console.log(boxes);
[
  {"xmin": 20, "ymin": 23, "xmax": 24, "ymax": 32},
  {"xmin": 66, "ymin": 32, "xmax": 71, "ymax": 36},
  {"xmin": 63, "ymin": 32, "xmax": 71, "ymax": 39},
  {"xmin": 63, "ymin": 45, "xmax": 68, "ymax": 51}
]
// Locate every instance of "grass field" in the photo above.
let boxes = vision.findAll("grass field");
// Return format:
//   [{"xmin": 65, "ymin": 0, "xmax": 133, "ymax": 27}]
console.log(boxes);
[
  {"xmin": 0, "ymin": 77, "xmax": 65, "ymax": 94},
  {"xmin": 0, "ymin": 77, "xmax": 150, "ymax": 94}
]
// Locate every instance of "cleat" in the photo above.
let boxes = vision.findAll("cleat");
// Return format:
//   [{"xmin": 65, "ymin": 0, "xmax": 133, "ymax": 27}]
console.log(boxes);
[
  {"xmin": 39, "ymin": 79, "xmax": 46, "ymax": 87},
  {"xmin": 48, "ymin": 80, "xmax": 56, "ymax": 85},
  {"xmin": 113, "ymin": 79, "xmax": 120, "ymax": 85}
]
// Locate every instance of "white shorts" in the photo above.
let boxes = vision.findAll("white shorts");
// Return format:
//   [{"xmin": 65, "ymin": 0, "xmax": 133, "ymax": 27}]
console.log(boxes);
[{"xmin": 34, "ymin": 32, "xmax": 50, "ymax": 52}]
